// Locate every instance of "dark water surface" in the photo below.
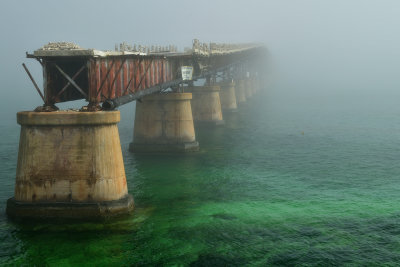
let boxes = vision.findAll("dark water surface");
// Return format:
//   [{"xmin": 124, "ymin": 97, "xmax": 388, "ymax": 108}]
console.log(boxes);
[{"xmin": 1, "ymin": 86, "xmax": 400, "ymax": 266}]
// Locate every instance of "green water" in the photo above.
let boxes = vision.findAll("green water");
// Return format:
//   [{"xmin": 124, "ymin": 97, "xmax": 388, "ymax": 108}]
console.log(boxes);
[{"xmin": 1, "ymin": 87, "xmax": 400, "ymax": 266}]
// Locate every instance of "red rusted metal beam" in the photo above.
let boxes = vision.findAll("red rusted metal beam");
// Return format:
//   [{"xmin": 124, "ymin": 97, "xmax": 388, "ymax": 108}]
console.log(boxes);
[
  {"xmin": 96, "ymin": 59, "xmax": 114, "ymax": 99},
  {"xmin": 22, "ymin": 63, "xmax": 45, "ymax": 102},
  {"xmin": 137, "ymin": 58, "xmax": 153, "ymax": 90},
  {"xmin": 109, "ymin": 58, "xmax": 126, "ymax": 99}
]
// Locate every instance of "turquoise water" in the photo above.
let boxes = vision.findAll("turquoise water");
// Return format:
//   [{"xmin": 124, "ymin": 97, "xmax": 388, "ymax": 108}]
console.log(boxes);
[{"xmin": 1, "ymin": 85, "xmax": 400, "ymax": 266}]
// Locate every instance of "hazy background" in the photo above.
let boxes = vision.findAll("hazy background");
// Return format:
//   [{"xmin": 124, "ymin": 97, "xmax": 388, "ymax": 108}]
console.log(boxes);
[
  {"xmin": 1, "ymin": 0, "xmax": 400, "ymax": 119},
  {"xmin": 2, "ymin": 2, "xmax": 400, "ymax": 264}
]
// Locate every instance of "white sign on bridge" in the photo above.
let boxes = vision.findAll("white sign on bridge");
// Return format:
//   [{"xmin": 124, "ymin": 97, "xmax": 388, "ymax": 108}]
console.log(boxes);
[{"xmin": 181, "ymin": 66, "xmax": 193, "ymax": 81}]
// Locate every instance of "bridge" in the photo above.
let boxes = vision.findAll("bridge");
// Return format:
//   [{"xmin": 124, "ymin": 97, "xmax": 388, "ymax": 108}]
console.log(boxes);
[{"xmin": 7, "ymin": 40, "xmax": 268, "ymax": 221}]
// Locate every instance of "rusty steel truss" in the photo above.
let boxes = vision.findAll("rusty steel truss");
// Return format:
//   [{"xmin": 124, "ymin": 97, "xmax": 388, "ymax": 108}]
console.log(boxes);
[{"xmin": 24, "ymin": 40, "xmax": 267, "ymax": 111}]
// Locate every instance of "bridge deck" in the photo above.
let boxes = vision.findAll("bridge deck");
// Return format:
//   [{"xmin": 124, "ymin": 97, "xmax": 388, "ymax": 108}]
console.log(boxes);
[{"xmin": 26, "ymin": 40, "xmax": 266, "ymax": 109}]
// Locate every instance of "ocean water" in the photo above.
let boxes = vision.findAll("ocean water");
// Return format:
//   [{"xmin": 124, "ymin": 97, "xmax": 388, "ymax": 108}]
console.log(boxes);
[{"xmin": 1, "ymin": 84, "xmax": 400, "ymax": 266}]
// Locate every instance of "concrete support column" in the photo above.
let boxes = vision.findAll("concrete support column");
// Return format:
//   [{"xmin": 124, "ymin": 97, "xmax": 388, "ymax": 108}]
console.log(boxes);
[
  {"xmin": 256, "ymin": 77, "xmax": 262, "ymax": 92},
  {"xmin": 235, "ymin": 80, "xmax": 246, "ymax": 104},
  {"xmin": 219, "ymin": 81, "xmax": 237, "ymax": 112},
  {"xmin": 245, "ymin": 78, "xmax": 253, "ymax": 99},
  {"xmin": 188, "ymin": 85, "xmax": 224, "ymax": 125},
  {"xmin": 253, "ymin": 77, "xmax": 260, "ymax": 93},
  {"xmin": 130, "ymin": 93, "xmax": 199, "ymax": 152},
  {"xmin": 7, "ymin": 111, "xmax": 134, "ymax": 220},
  {"xmin": 250, "ymin": 77, "xmax": 256, "ymax": 95}
]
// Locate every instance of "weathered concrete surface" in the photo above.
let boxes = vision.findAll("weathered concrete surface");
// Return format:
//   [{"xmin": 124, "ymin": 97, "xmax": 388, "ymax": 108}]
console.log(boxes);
[
  {"xmin": 219, "ymin": 81, "xmax": 237, "ymax": 112},
  {"xmin": 245, "ymin": 78, "xmax": 253, "ymax": 99},
  {"xmin": 187, "ymin": 85, "xmax": 224, "ymax": 126},
  {"xmin": 130, "ymin": 93, "xmax": 199, "ymax": 152},
  {"xmin": 34, "ymin": 42, "xmax": 145, "ymax": 57},
  {"xmin": 251, "ymin": 78, "xmax": 258, "ymax": 95},
  {"xmin": 235, "ymin": 80, "xmax": 246, "ymax": 104},
  {"xmin": 6, "ymin": 111, "xmax": 133, "ymax": 220},
  {"xmin": 7, "ymin": 195, "xmax": 134, "ymax": 221}
]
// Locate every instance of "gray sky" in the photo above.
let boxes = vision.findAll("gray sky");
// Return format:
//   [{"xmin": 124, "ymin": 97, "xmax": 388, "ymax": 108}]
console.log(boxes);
[{"xmin": 1, "ymin": 0, "xmax": 400, "ymax": 116}]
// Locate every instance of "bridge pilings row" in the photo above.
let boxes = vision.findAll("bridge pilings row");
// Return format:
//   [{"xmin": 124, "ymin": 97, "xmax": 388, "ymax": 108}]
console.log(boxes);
[
  {"xmin": 6, "ymin": 76, "xmax": 262, "ymax": 220},
  {"xmin": 130, "ymin": 77, "xmax": 261, "ymax": 152}
]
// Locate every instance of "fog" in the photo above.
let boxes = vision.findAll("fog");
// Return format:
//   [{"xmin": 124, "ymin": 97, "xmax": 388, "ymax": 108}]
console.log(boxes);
[{"xmin": 1, "ymin": 0, "xmax": 400, "ymax": 118}]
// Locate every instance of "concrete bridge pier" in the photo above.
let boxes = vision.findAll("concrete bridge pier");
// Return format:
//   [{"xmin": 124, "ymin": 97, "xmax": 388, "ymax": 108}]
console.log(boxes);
[
  {"xmin": 235, "ymin": 80, "xmax": 247, "ymax": 104},
  {"xmin": 251, "ymin": 77, "xmax": 258, "ymax": 95},
  {"xmin": 256, "ymin": 77, "xmax": 263, "ymax": 92},
  {"xmin": 130, "ymin": 93, "xmax": 199, "ymax": 152},
  {"xmin": 219, "ymin": 81, "xmax": 237, "ymax": 112},
  {"xmin": 253, "ymin": 77, "xmax": 259, "ymax": 93},
  {"xmin": 6, "ymin": 111, "xmax": 134, "ymax": 220},
  {"xmin": 187, "ymin": 85, "xmax": 224, "ymax": 126},
  {"xmin": 245, "ymin": 78, "xmax": 253, "ymax": 99}
]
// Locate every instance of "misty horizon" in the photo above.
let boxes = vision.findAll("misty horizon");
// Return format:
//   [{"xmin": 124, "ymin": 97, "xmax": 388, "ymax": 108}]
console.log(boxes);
[{"xmin": 2, "ymin": 1, "xmax": 400, "ymax": 265}]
